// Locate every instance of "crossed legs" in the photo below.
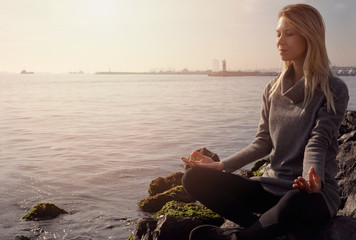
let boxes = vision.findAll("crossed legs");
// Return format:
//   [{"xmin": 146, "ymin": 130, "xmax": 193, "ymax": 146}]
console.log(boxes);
[{"xmin": 182, "ymin": 167, "xmax": 330, "ymax": 240}]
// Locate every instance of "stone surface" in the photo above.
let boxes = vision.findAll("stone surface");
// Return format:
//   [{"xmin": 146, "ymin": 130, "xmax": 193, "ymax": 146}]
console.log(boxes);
[
  {"xmin": 22, "ymin": 203, "xmax": 68, "ymax": 221},
  {"xmin": 335, "ymin": 141, "xmax": 356, "ymax": 217},
  {"xmin": 153, "ymin": 201, "xmax": 224, "ymax": 226},
  {"xmin": 138, "ymin": 186, "xmax": 195, "ymax": 212},
  {"xmin": 338, "ymin": 110, "xmax": 356, "ymax": 138},
  {"xmin": 316, "ymin": 216, "xmax": 356, "ymax": 240},
  {"xmin": 130, "ymin": 215, "xmax": 202, "ymax": 240},
  {"xmin": 148, "ymin": 172, "xmax": 184, "ymax": 196}
]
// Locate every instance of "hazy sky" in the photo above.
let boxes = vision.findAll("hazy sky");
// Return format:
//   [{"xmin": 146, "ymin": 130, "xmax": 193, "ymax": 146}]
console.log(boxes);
[{"xmin": 1, "ymin": 0, "xmax": 355, "ymax": 73}]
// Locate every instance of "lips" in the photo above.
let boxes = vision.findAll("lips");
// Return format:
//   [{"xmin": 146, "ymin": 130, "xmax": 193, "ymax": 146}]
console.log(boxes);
[{"xmin": 279, "ymin": 49, "xmax": 288, "ymax": 55}]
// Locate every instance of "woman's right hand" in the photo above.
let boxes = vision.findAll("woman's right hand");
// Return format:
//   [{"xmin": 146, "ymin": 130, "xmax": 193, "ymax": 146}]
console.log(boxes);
[{"xmin": 181, "ymin": 151, "xmax": 225, "ymax": 171}]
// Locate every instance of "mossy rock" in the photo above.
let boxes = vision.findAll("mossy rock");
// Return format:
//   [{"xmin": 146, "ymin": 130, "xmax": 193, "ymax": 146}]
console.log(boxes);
[
  {"xmin": 148, "ymin": 172, "xmax": 184, "ymax": 196},
  {"xmin": 251, "ymin": 158, "xmax": 270, "ymax": 177},
  {"xmin": 153, "ymin": 200, "xmax": 224, "ymax": 226},
  {"xmin": 138, "ymin": 185, "xmax": 195, "ymax": 212},
  {"xmin": 23, "ymin": 203, "xmax": 68, "ymax": 221},
  {"xmin": 15, "ymin": 236, "xmax": 31, "ymax": 240}
]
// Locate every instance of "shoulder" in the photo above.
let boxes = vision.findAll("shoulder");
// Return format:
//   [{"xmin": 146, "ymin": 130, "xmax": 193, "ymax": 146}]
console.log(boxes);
[
  {"xmin": 329, "ymin": 76, "xmax": 349, "ymax": 97},
  {"xmin": 264, "ymin": 74, "xmax": 281, "ymax": 93}
]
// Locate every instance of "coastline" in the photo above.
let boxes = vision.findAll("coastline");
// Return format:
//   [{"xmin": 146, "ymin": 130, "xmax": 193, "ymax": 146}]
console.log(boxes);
[{"xmin": 95, "ymin": 70, "xmax": 279, "ymax": 77}]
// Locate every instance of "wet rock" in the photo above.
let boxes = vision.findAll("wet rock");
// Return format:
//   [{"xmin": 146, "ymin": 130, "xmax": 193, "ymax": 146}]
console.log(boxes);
[
  {"xmin": 22, "ymin": 203, "xmax": 68, "ymax": 221},
  {"xmin": 250, "ymin": 158, "xmax": 270, "ymax": 177},
  {"xmin": 338, "ymin": 130, "xmax": 356, "ymax": 145},
  {"xmin": 14, "ymin": 235, "xmax": 31, "ymax": 240},
  {"xmin": 338, "ymin": 110, "xmax": 356, "ymax": 138},
  {"xmin": 336, "ymin": 140, "xmax": 356, "ymax": 217},
  {"xmin": 138, "ymin": 186, "xmax": 195, "ymax": 212},
  {"xmin": 130, "ymin": 215, "xmax": 202, "ymax": 240},
  {"xmin": 148, "ymin": 172, "xmax": 184, "ymax": 196},
  {"xmin": 316, "ymin": 216, "xmax": 356, "ymax": 240},
  {"xmin": 130, "ymin": 217, "xmax": 158, "ymax": 240},
  {"xmin": 153, "ymin": 201, "xmax": 224, "ymax": 226}
]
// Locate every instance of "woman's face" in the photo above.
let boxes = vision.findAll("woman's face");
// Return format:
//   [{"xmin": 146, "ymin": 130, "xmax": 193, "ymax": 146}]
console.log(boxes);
[{"xmin": 276, "ymin": 16, "xmax": 307, "ymax": 64}]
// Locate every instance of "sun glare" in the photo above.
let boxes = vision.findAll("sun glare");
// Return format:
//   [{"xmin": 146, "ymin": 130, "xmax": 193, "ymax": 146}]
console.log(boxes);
[{"xmin": 83, "ymin": 0, "xmax": 118, "ymax": 20}]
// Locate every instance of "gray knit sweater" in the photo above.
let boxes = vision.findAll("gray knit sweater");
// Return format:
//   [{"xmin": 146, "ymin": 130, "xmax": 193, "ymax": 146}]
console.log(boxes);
[{"xmin": 222, "ymin": 66, "xmax": 349, "ymax": 217}]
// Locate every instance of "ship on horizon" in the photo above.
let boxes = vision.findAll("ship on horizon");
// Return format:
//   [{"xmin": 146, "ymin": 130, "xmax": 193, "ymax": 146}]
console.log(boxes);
[{"xmin": 20, "ymin": 70, "xmax": 34, "ymax": 74}]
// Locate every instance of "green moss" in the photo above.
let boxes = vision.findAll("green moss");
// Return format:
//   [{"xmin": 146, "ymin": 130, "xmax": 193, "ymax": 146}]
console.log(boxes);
[
  {"xmin": 251, "ymin": 158, "xmax": 270, "ymax": 177},
  {"xmin": 148, "ymin": 172, "xmax": 184, "ymax": 196},
  {"xmin": 153, "ymin": 201, "xmax": 224, "ymax": 226},
  {"xmin": 138, "ymin": 185, "xmax": 195, "ymax": 212},
  {"xmin": 15, "ymin": 236, "xmax": 31, "ymax": 240},
  {"xmin": 23, "ymin": 203, "xmax": 68, "ymax": 221}
]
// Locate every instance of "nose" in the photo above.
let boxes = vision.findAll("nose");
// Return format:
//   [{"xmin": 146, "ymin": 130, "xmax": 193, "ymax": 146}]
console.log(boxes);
[{"xmin": 277, "ymin": 34, "xmax": 286, "ymax": 46}]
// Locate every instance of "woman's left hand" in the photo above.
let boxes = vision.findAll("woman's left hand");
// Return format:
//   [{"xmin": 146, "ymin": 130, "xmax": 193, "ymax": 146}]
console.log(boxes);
[{"xmin": 292, "ymin": 166, "xmax": 322, "ymax": 193}]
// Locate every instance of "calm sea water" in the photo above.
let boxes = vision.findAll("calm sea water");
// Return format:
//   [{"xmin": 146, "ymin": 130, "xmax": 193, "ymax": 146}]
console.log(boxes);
[{"xmin": 0, "ymin": 73, "xmax": 355, "ymax": 239}]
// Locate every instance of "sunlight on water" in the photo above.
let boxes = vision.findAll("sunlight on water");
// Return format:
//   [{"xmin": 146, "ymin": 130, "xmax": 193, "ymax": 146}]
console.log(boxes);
[{"xmin": 0, "ymin": 73, "xmax": 355, "ymax": 239}]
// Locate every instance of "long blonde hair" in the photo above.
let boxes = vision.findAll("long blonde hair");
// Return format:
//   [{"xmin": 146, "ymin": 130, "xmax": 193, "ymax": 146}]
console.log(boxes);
[{"xmin": 270, "ymin": 4, "xmax": 335, "ymax": 113}]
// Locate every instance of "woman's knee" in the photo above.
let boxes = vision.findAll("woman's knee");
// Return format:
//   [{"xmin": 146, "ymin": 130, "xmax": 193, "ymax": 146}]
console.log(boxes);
[
  {"xmin": 274, "ymin": 190, "xmax": 327, "ymax": 222},
  {"xmin": 182, "ymin": 167, "xmax": 201, "ymax": 191},
  {"xmin": 182, "ymin": 167, "xmax": 213, "ymax": 196}
]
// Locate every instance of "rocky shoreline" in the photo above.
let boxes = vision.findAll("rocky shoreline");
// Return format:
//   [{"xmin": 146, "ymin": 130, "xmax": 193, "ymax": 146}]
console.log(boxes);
[{"xmin": 130, "ymin": 110, "xmax": 356, "ymax": 240}]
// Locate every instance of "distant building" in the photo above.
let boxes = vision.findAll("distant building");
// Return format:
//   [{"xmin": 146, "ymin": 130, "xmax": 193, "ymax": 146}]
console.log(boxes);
[{"xmin": 222, "ymin": 59, "xmax": 227, "ymax": 72}]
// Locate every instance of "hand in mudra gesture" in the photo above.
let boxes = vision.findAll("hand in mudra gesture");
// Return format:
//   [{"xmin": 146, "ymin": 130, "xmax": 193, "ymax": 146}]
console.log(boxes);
[
  {"xmin": 293, "ymin": 166, "xmax": 322, "ymax": 193},
  {"xmin": 181, "ymin": 151, "xmax": 224, "ymax": 171}
]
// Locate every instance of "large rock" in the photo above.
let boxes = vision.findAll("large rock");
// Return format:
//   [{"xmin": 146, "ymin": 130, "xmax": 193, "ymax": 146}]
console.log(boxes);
[
  {"xmin": 148, "ymin": 172, "xmax": 184, "ymax": 196},
  {"xmin": 153, "ymin": 201, "xmax": 224, "ymax": 226},
  {"xmin": 131, "ymin": 201, "xmax": 224, "ymax": 240},
  {"xmin": 22, "ymin": 203, "xmax": 68, "ymax": 221},
  {"xmin": 317, "ymin": 216, "xmax": 356, "ymax": 240},
  {"xmin": 336, "ymin": 140, "xmax": 356, "ymax": 217},
  {"xmin": 130, "ymin": 215, "xmax": 202, "ymax": 240},
  {"xmin": 138, "ymin": 186, "xmax": 195, "ymax": 212},
  {"xmin": 338, "ymin": 110, "xmax": 356, "ymax": 138}
]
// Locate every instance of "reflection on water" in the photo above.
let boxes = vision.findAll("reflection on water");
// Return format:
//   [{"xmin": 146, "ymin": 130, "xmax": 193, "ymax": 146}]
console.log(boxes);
[{"xmin": 0, "ymin": 73, "xmax": 354, "ymax": 239}]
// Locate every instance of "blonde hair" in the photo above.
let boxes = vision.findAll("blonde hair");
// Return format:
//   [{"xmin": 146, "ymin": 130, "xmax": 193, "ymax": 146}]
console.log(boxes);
[{"xmin": 270, "ymin": 4, "xmax": 335, "ymax": 113}]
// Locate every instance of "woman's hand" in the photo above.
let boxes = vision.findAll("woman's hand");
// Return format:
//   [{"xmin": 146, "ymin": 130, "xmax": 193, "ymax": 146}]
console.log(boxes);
[
  {"xmin": 293, "ymin": 166, "xmax": 322, "ymax": 193},
  {"xmin": 181, "ymin": 151, "xmax": 225, "ymax": 172}
]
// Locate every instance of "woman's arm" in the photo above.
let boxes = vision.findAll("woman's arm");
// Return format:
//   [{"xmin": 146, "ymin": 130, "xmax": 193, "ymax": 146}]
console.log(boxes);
[
  {"xmin": 302, "ymin": 78, "xmax": 349, "ymax": 185},
  {"xmin": 222, "ymin": 80, "xmax": 274, "ymax": 172}
]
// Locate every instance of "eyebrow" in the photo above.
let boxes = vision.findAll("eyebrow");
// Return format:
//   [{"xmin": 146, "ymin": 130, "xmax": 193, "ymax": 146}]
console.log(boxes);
[{"xmin": 276, "ymin": 28, "xmax": 294, "ymax": 32}]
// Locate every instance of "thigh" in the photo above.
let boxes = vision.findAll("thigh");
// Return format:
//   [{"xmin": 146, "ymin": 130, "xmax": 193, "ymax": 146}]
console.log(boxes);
[
  {"xmin": 240, "ymin": 190, "xmax": 330, "ymax": 240},
  {"xmin": 182, "ymin": 167, "xmax": 280, "ymax": 213},
  {"xmin": 259, "ymin": 190, "xmax": 330, "ymax": 231}
]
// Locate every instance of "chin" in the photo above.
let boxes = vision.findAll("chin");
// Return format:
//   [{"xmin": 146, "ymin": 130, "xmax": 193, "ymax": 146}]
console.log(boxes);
[{"xmin": 280, "ymin": 56, "xmax": 291, "ymax": 62}]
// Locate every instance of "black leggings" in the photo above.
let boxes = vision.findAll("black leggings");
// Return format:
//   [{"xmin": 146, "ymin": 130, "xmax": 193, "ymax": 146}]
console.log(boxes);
[{"xmin": 182, "ymin": 167, "xmax": 330, "ymax": 240}]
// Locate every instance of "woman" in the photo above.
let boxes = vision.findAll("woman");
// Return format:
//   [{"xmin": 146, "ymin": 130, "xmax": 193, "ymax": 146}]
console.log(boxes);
[{"xmin": 182, "ymin": 4, "xmax": 349, "ymax": 240}]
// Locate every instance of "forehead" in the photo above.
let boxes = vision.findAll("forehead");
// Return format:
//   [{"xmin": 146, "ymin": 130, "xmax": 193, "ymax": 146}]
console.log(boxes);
[{"xmin": 276, "ymin": 16, "xmax": 296, "ymax": 31}]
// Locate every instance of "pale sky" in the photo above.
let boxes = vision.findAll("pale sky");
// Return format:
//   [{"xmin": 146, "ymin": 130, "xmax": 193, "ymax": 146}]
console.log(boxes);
[{"xmin": 0, "ymin": 0, "xmax": 355, "ymax": 73}]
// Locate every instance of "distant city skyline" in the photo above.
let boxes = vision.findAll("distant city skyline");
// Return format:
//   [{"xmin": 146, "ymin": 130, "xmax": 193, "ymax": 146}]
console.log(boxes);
[{"xmin": 1, "ymin": 0, "xmax": 355, "ymax": 73}]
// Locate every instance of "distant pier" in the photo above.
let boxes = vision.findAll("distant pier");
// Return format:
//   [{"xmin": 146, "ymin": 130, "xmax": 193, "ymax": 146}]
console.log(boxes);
[{"xmin": 208, "ymin": 70, "xmax": 278, "ymax": 77}]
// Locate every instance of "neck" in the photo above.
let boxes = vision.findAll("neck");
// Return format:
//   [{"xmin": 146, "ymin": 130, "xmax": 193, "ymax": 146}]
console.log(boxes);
[{"xmin": 292, "ymin": 61, "xmax": 304, "ymax": 84}]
